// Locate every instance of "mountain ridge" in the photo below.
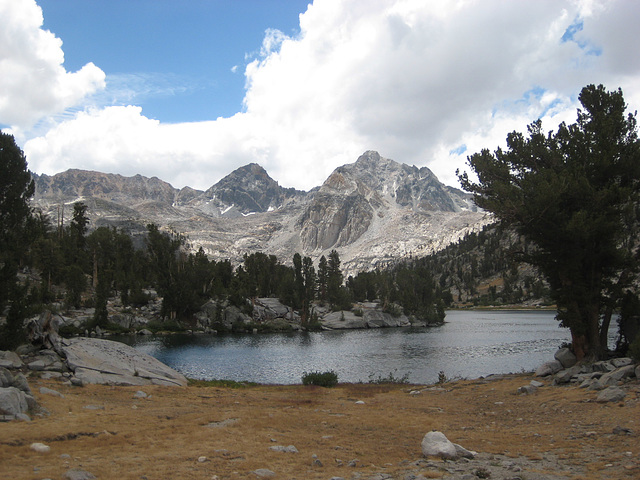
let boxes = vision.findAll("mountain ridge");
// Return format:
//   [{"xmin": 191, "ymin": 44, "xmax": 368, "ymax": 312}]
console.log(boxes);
[{"xmin": 32, "ymin": 151, "xmax": 490, "ymax": 275}]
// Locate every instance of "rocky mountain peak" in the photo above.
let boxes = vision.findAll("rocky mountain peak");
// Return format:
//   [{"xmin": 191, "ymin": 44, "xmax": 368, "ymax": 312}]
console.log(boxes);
[{"xmin": 201, "ymin": 163, "xmax": 300, "ymax": 216}]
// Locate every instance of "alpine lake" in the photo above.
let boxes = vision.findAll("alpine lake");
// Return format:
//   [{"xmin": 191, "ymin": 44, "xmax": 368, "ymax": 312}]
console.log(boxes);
[{"xmin": 109, "ymin": 309, "xmax": 619, "ymax": 385}]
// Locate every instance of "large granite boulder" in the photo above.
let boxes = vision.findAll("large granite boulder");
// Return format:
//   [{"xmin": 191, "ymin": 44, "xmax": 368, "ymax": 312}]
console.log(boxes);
[
  {"xmin": 364, "ymin": 310, "xmax": 411, "ymax": 328},
  {"xmin": 0, "ymin": 387, "xmax": 29, "ymax": 417},
  {"xmin": 321, "ymin": 311, "xmax": 367, "ymax": 330},
  {"xmin": 60, "ymin": 338, "xmax": 188, "ymax": 386},
  {"xmin": 554, "ymin": 347, "xmax": 577, "ymax": 368}
]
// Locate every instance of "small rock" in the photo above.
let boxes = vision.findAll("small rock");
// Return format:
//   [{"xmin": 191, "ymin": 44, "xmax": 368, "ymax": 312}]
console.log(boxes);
[
  {"xmin": 529, "ymin": 380, "xmax": 544, "ymax": 388},
  {"xmin": 596, "ymin": 386, "xmax": 626, "ymax": 403},
  {"xmin": 613, "ymin": 426, "xmax": 633, "ymax": 435},
  {"xmin": 355, "ymin": 400, "xmax": 365, "ymax": 405},
  {"xmin": 198, "ymin": 456, "xmax": 207, "ymax": 463},
  {"xmin": 134, "ymin": 390, "xmax": 148, "ymax": 399},
  {"xmin": 70, "ymin": 377, "xmax": 84, "ymax": 387},
  {"xmin": 12, "ymin": 373, "xmax": 31, "ymax": 394},
  {"xmin": 517, "ymin": 385, "xmax": 537, "ymax": 395},
  {"xmin": 30, "ymin": 442, "xmax": 51, "ymax": 453},
  {"xmin": 63, "ymin": 468, "xmax": 96, "ymax": 480},
  {"xmin": 269, "ymin": 445, "xmax": 298, "ymax": 453},
  {"xmin": 253, "ymin": 468, "xmax": 276, "ymax": 477},
  {"xmin": 39, "ymin": 386, "xmax": 64, "ymax": 398}
]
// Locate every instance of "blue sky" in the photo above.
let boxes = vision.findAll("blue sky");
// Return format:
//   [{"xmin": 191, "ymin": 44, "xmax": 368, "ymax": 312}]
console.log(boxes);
[
  {"xmin": 2, "ymin": 0, "xmax": 640, "ymax": 190},
  {"xmin": 37, "ymin": 0, "xmax": 310, "ymax": 122}
]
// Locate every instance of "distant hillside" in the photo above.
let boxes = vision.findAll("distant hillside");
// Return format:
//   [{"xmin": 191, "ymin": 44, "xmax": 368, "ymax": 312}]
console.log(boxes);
[{"xmin": 32, "ymin": 151, "xmax": 489, "ymax": 275}]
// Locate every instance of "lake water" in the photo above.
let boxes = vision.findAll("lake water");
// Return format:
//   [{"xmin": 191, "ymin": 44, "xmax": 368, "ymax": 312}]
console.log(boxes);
[{"xmin": 113, "ymin": 310, "xmax": 581, "ymax": 385}]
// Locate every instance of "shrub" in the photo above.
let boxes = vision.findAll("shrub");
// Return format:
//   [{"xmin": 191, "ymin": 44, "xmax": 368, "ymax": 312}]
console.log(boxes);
[
  {"xmin": 367, "ymin": 369, "xmax": 410, "ymax": 384},
  {"xmin": 302, "ymin": 370, "xmax": 338, "ymax": 387}
]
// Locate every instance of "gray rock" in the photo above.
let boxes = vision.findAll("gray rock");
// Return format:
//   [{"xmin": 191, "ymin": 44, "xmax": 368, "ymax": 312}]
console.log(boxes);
[
  {"xmin": 253, "ymin": 468, "xmax": 276, "ymax": 477},
  {"xmin": 517, "ymin": 385, "xmax": 538, "ymax": 395},
  {"xmin": 321, "ymin": 311, "xmax": 367, "ymax": 330},
  {"xmin": 598, "ymin": 365, "xmax": 636, "ymax": 386},
  {"xmin": 11, "ymin": 373, "xmax": 31, "ymax": 394},
  {"xmin": 610, "ymin": 357, "xmax": 633, "ymax": 368},
  {"xmin": 27, "ymin": 359, "xmax": 46, "ymax": 371},
  {"xmin": 364, "ymin": 309, "xmax": 411, "ymax": 328},
  {"xmin": 636, "ymin": 364, "xmax": 640, "ymax": 380},
  {"xmin": 138, "ymin": 329, "xmax": 153, "ymax": 335},
  {"xmin": 0, "ymin": 387, "xmax": 29, "ymax": 416},
  {"xmin": 269, "ymin": 445, "xmax": 299, "ymax": 453},
  {"xmin": 596, "ymin": 386, "xmax": 626, "ymax": 403},
  {"xmin": 0, "ymin": 350, "xmax": 24, "ymax": 369},
  {"xmin": 554, "ymin": 347, "xmax": 577, "ymax": 368},
  {"xmin": 63, "ymin": 469, "xmax": 96, "ymax": 480},
  {"xmin": 535, "ymin": 360, "xmax": 563, "ymax": 377},
  {"xmin": 592, "ymin": 360, "xmax": 616, "ymax": 373},
  {"xmin": 553, "ymin": 365, "xmax": 582, "ymax": 385},
  {"xmin": 453, "ymin": 443, "xmax": 476, "ymax": 459},
  {"xmin": 421, "ymin": 431, "xmax": 458, "ymax": 459},
  {"xmin": 0, "ymin": 367, "xmax": 13, "ymax": 387},
  {"xmin": 60, "ymin": 337, "xmax": 188, "ymax": 386},
  {"xmin": 39, "ymin": 386, "xmax": 64, "ymax": 398}
]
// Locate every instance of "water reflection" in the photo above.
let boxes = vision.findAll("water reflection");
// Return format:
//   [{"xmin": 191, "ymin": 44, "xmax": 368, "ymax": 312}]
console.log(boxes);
[{"xmin": 112, "ymin": 310, "xmax": 585, "ymax": 384}]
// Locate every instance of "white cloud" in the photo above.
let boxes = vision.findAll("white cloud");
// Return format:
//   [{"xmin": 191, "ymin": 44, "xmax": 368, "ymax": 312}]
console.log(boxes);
[
  {"xmin": 11, "ymin": 0, "xmax": 640, "ymax": 191},
  {"xmin": 0, "ymin": 0, "xmax": 105, "ymax": 129}
]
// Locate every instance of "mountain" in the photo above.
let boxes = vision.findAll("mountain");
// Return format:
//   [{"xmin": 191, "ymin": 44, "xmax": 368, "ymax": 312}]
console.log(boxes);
[{"xmin": 32, "ymin": 151, "xmax": 490, "ymax": 275}]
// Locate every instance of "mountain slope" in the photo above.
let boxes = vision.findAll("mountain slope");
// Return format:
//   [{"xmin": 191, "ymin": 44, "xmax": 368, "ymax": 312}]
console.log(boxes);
[{"xmin": 32, "ymin": 151, "xmax": 489, "ymax": 274}]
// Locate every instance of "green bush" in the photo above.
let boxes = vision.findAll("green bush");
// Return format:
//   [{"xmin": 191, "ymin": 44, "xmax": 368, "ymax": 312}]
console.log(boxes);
[{"xmin": 302, "ymin": 370, "xmax": 338, "ymax": 387}]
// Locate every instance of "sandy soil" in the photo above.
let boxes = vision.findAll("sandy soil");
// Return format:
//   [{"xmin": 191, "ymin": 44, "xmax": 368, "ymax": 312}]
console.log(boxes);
[{"xmin": 1, "ymin": 374, "xmax": 639, "ymax": 480}]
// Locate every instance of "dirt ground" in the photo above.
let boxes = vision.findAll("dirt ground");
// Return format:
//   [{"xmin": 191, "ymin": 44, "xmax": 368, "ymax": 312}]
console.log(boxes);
[{"xmin": 1, "ymin": 374, "xmax": 639, "ymax": 480}]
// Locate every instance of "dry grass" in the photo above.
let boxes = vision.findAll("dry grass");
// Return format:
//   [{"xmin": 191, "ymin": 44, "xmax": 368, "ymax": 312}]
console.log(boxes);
[{"xmin": 1, "ymin": 374, "xmax": 638, "ymax": 479}]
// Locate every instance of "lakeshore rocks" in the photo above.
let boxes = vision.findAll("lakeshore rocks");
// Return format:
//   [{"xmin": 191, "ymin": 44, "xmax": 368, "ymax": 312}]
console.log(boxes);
[
  {"xmin": 535, "ymin": 360, "xmax": 563, "ymax": 377},
  {"xmin": 596, "ymin": 386, "xmax": 627, "ymax": 403},
  {"xmin": 61, "ymin": 337, "xmax": 188, "ymax": 386},
  {"xmin": 554, "ymin": 347, "xmax": 577, "ymax": 368}
]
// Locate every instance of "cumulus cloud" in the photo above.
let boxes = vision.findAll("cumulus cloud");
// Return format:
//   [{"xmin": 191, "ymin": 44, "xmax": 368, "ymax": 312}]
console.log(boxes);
[
  {"xmin": 12, "ymin": 0, "xmax": 640, "ymax": 191},
  {"xmin": 0, "ymin": 0, "xmax": 105, "ymax": 129}
]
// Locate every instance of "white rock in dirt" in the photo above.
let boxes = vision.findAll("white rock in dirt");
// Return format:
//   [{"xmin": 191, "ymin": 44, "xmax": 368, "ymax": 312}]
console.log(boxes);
[
  {"xmin": 421, "ymin": 431, "xmax": 458, "ymax": 459},
  {"xmin": 30, "ymin": 442, "xmax": 50, "ymax": 453}
]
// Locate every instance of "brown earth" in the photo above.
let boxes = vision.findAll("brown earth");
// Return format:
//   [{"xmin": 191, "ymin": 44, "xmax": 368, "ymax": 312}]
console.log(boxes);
[{"xmin": 1, "ymin": 374, "xmax": 639, "ymax": 480}]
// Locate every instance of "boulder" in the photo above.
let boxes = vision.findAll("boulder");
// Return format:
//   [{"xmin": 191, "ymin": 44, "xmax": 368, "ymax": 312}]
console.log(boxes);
[
  {"xmin": 421, "ymin": 431, "xmax": 458, "ymax": 460},
  {"xmin": 553, "ymin": 365, "xmax": 582, "ymax": 385},
  {"xmin": 0, "ymin": 387, "xmax": 29, "ymax": 417},
  {"xmin": 0, "ymin": 350, "xmax": 24, "ymax": 369},
  {"xmin": 12, "ymin": 373, "xmax": 32, "ymax": 395},
  {"xmin": 598, "ymin": 365, "xmax": 636, "ymax": 386},
  {"xmin": 517, "ymin": 385, "xmax": 538, "ymax": 395},
  {"xmin": 554, "ymin": 347, "xmax": 577, "ymax": 368},
  {"xmin": 0, "ymin": 367, "xmax": 13, "ymax": 388},
  {"xmin": 610, "ymin": 357, "xmax": 633, "ymax": 368},
  {"xmin": 535, "ymin": 360, "xmax": 563, "ymax": 377},
  {"xmin": 60, "ymin": 337, "xmax": 188, "ymax": 386},
  {"xmin": 596, "ymin": 386, "xmax": 626, "ymax": 403}
]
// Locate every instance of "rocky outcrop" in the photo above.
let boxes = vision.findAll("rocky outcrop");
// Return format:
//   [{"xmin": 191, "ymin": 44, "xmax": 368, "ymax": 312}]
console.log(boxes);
[
  {"xmin": 60, "ymin": 338, "xmax": 188, "ymax": 386},
  {"xmin": 0, "ymin": 365, "xmax": 40, "ymax": 421}
]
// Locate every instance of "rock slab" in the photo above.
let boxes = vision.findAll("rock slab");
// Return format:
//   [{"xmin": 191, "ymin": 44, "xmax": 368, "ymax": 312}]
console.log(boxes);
[{"xmin": 60, "ymin": 338, "xmax": 188, "ymax": 386}]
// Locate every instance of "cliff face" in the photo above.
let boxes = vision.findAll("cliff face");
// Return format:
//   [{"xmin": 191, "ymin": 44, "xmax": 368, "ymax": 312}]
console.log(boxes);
[{"xmin": 32, "ymin": 151, "xmax": 489, "ymax": 275}]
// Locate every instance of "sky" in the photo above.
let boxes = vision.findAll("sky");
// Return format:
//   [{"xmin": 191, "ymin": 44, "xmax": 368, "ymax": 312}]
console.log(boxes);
[{"xmin": 2, "ymin": 0, "xmax": 640, "ymax": 191}]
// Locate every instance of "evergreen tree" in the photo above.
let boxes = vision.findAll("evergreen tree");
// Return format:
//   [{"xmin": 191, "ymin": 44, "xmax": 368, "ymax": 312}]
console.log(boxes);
[
  {"xmin": 0, "ymin": 132, "xmax": 35, "ymax": 349},
  {"xmin": 459, "ymin": 84, "xmax": 640, "ymax": 360}
]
